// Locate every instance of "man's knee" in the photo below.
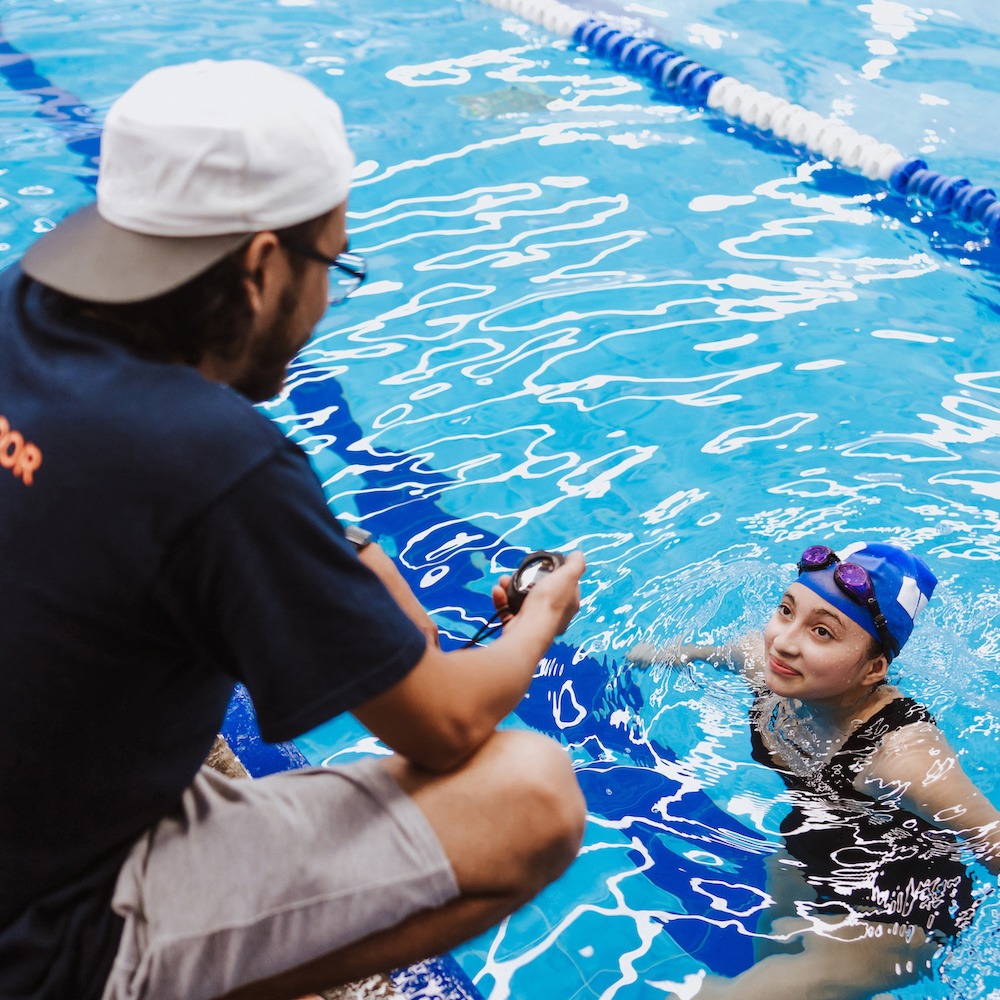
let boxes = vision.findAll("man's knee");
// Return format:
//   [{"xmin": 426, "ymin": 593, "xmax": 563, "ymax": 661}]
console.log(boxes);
[
  {"xmin": 400, "ymin": 729, "xmax": 585, "ymax": 897},
  {"xmin": 482, "ymin": 730, "xmax": 586, "ymax": 885}
]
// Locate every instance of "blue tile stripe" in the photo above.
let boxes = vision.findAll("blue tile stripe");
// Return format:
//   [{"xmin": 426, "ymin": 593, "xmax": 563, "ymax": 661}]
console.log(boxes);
[{"xmin": 0, "ymin": 20, "xmax": 101, "ymax": 190}]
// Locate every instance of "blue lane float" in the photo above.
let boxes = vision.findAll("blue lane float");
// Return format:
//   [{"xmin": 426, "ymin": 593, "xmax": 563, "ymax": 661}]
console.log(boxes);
[{"xmin": 480, "ymin": 0, "xmax": 1000, "ymax": 241}]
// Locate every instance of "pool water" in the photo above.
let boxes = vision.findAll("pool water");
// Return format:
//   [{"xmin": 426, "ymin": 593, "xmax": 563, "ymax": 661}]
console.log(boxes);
[{"xmin": 3, "ymin": 0, "xmax": 1000, "ymax": 997}]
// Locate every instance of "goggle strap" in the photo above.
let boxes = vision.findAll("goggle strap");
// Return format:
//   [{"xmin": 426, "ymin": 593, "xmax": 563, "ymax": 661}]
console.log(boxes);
[{"xmin": 865, "ymin": 601, "xmax": 898, "ymax": 658}]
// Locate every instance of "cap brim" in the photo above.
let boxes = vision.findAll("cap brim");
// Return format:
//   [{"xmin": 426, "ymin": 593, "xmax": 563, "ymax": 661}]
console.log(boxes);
[{"xmin": 21, "ymin": 204, "xmax": 252, "ymax": 304}]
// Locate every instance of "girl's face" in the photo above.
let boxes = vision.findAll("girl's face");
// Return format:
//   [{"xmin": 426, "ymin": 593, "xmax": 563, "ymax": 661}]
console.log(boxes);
[{"xmin": 763, "ymin": 582, "xmax": 887, "ymax": 709}]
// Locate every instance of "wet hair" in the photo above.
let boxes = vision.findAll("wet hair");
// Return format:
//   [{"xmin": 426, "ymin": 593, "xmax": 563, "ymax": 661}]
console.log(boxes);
[{"xmin": 44, "ymin": 213, "xmax": 329, "ymax": 365}]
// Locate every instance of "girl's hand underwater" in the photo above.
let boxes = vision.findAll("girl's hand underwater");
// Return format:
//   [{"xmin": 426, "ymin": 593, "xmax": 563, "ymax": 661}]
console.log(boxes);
[{"xmin": 627, "ymin": 638, "xmax": 762, "ymax": 675}]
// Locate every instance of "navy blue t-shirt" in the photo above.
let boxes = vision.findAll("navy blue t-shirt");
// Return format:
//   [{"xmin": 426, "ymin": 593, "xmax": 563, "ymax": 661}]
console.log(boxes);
[{"xmin": 0, "ymin": 266, "xmax": 427, "ymax": 998}]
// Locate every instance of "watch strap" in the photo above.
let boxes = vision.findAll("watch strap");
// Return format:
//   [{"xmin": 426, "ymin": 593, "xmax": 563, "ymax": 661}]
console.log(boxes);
[{"xmin": 343, "ymin": 524, "xmax": 373, "ymax": 551}]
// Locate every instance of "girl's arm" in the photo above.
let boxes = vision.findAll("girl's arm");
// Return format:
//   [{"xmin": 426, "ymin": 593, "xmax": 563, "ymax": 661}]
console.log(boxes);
[
  {"xmin": 861, "ymin": 722, "xmax": 1000, "ymax": 875},
  {"xmin": 627, "ymin": 633, "xmax": 765, "ymax": 681}
]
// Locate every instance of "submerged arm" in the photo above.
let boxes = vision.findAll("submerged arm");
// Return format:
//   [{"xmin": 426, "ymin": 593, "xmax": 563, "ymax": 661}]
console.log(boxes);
[
  {"xmin": 627, "ymin": 633, "xmax": 765, "ymax": 681},
  {"xmin": 861, "ymin": 723, "xmax": 1000, "ymax": 875}
]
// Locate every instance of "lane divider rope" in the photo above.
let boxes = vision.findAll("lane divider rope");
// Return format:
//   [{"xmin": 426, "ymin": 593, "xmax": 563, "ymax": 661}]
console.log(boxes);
[{"xmin": 479, "ymin": 0, "xmax": 1000, "ymax": 240}]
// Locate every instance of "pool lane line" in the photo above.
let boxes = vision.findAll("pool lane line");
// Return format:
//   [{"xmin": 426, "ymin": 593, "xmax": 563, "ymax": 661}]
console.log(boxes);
[
  {"xmin": 476, "ymin": 0, "xmax": 1000, "ymax": 243},
  {"xmin": 0, "ymin": 19, "xmax": 102, "ymax": 190}
]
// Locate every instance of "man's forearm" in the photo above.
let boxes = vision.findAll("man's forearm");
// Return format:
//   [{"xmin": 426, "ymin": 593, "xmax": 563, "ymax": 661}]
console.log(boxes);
[
  {"xmin": 352, "ymin": 552, "xmax": 585, "ymax": 772},
  {"xmin": 357, "ymin": 541, "xmax": 440, "ymax": 647}
]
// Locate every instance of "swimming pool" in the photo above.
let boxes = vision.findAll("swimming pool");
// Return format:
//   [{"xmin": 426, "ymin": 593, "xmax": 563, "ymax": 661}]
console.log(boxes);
[{"xmin": 3, "ymin": 0, "xmax": 999, "ymax": 996}]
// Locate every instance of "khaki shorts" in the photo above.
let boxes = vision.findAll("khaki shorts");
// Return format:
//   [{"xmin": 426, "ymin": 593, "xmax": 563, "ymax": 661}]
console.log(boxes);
[{"xmin": 101, "ymin": 758, "xmax": 458, "ymax": 1000}]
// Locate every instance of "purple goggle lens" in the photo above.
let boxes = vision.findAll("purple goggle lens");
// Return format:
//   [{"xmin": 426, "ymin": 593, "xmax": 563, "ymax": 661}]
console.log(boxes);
[
  {"xmin": 833, "ymin": 561, "xmax": 876, "ymax": 603},
  {"xmin": 797, "ymin": 544, "xmax": 839, "ymax": 572}
]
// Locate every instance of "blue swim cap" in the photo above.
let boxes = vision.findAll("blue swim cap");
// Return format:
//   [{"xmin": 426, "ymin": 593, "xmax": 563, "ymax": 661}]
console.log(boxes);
[{"xmin": 795, "ymin": 542, "xmax": 937, "ymax": 658}]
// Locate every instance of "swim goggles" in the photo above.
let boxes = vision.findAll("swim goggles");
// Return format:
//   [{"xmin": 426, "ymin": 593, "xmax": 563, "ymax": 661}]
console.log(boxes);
[{"xmin": 796, "ymin": 545, "xmax": 899, "ymax": 660}]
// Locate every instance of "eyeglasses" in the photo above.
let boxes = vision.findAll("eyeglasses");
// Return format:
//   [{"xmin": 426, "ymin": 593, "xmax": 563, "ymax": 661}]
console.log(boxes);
[
  {"xmin": 277, "ymin": 236, "xmax": 367, "ymax": 305},
  {"xmin": 796, "ymin": 545, "xmax": 899, "ymax": 660}
]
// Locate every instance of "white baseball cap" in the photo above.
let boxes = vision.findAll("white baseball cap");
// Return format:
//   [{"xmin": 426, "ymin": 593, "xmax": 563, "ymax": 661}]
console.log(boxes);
[{"xmin": 22, "ymin": 59, "xmax": 355, "ymax": 303}]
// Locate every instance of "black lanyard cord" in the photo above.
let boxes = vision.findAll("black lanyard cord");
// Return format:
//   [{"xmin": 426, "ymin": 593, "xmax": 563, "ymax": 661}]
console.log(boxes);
[{"xmin": 461, "ymin": 606, "xmax": 509, "ymax": 649}]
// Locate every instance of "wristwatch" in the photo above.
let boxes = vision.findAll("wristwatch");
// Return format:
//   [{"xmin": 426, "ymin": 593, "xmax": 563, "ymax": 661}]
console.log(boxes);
[{"xmin": 343, "ymin": 524, "xmax": 373, "ymax": 551}]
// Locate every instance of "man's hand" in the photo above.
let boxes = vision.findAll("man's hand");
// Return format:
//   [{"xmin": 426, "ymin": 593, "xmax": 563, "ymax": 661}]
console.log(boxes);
[
  {"xmin": 354, "ymin": 550, "xmax": 586, "ymax": 772},
  {"xmin": 493, "ymin": 550, "xmax": 584, "ymax": 637}
]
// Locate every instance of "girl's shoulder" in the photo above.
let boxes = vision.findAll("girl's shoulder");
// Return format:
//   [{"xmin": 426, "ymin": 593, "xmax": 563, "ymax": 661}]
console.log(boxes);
[
  {"xmin": 839, "ymin": 693, "xmax": 937, "ymax": 764},
  {"xmin": 814, "ymin": 694, "xmax": 942, "ymax": 802}
]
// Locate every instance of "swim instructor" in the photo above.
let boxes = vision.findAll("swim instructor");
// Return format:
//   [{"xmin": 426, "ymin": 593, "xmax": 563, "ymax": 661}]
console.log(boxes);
[{"xmin": 0, "ymin": 59, "xmax": 586, "ymax": 1000}]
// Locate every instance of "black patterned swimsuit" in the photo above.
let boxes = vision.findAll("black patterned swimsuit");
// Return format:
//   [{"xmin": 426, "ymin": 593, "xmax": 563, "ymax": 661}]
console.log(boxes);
[{"xmin": 750, "ymin": 695, "xmax": 976, "ymax": 938}]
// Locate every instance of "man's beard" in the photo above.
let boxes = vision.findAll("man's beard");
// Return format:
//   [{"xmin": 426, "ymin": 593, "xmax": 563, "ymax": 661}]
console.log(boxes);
[{"xmin": 232, "ymin": 283, "xmax": 308, "ymax": 403}]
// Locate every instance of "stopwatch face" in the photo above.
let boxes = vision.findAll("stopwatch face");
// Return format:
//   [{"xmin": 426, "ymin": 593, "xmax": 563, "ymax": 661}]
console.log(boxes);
[{"xmin": 517, "ymin": 558, "xmax": 552, "ymax": 590}]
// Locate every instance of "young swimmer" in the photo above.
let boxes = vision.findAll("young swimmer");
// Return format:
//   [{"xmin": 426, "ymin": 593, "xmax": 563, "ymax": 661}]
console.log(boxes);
[{"xmin": 634, "ymin": 542, "xmax": 1000, "ymax": 1000}]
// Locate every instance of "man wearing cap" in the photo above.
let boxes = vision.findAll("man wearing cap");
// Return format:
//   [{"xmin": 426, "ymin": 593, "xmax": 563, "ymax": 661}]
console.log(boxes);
[{"xmin": 0, "ymin": 60, "xmax": 587, "ymax": 1000}]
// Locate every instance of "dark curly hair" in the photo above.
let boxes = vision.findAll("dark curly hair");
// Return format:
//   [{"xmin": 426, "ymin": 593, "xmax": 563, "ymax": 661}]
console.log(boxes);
[{"xmin": 47, "ymin": 213, "xmax": 329, "ymax": 365}]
